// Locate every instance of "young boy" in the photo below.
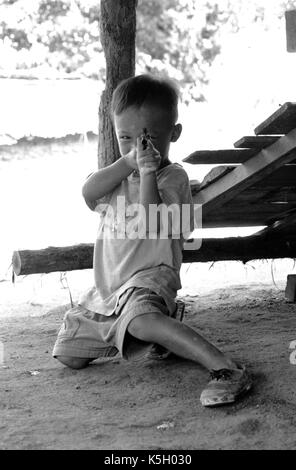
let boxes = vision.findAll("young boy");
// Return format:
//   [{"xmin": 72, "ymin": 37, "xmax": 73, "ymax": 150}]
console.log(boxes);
[{"xmin": 53, "ymin": 74, "xmax": 252, "ymax": 407}]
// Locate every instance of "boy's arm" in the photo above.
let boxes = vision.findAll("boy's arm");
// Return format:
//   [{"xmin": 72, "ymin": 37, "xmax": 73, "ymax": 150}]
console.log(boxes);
[
  {"xmin": 136, "ymin": 135, "xmax": 163, "ymax": 231},
  {"xmin": 82, "ymin": 155, "xmax": 134, "ymax": 207},
  {"xmin": 140, "ymin": 164, "xmax": 195, "ymax": 238},
  {"xmin": 139, "ymin": 171, "xmax": 162, "ymax": 205},
  {"xmin": 139, "ymin": 171, "xmax": 162, "ymax": 232}
]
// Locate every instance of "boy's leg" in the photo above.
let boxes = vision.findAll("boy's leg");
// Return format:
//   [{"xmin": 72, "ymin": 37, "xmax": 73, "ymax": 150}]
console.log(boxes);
[
  {"xmin": 145, "ymin": 299, "xmax": 185, "ymax": 360},
  {"xmin": 128, "ymin": 312, "xmax": 236, "ymax": 371},
  {"xmin": 52, "ymin": 305, "xmax": 119, "ymax": 369},
  {"xmin": 55, "ymin": 356, "xmax": 96, "ymax": 370},
  {"xmin": 127, "ymin": 313, "xmax": 252, "ymax": 406}
]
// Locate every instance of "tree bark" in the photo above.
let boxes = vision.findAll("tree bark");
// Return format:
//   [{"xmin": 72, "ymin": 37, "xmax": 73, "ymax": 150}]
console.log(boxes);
[
  {"xmin": 98, "ymin": 0, "xmax": 138, "ymax": 169},
  {"xmin": 12, "ymin": 244, "xmax": 94, "ymax": 276}
]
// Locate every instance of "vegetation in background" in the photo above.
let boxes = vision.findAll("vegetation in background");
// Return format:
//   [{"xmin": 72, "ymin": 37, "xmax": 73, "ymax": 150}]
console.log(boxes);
[{"xmin": 0, "ymin": 0, "xmax": 296, "ymax": 102}]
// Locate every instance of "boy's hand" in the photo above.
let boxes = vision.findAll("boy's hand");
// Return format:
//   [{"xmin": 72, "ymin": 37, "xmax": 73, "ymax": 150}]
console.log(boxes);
[
  {"xmin": 137, "ymin": 136, "xmax": 161, "ymax": 175},
  {"xmin": 123, "ymin": 147, "xmax": 138, "ymax": 171}
]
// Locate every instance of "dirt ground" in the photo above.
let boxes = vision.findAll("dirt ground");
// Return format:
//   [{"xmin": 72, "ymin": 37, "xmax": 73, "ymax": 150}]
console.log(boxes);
[{"xmin": 1, "ymin": 281, "xmax": 296, "ymax": 450}]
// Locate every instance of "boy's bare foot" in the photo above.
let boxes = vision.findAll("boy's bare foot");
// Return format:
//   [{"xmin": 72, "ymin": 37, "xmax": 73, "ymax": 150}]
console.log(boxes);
[{"xmin": 200, "ymin": 365, "xmax": 252, "ymax": 407}]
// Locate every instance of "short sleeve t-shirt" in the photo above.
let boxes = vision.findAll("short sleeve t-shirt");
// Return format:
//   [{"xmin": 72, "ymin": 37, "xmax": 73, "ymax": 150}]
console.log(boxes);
[{"xmin": 78, "ymin": 162, "xmax": 195, "ymax": 316}]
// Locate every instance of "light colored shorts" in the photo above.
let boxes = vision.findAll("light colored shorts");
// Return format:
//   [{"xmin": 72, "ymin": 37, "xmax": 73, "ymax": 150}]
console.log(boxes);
[{"xmin": 52, "ymin": 286, "xmax": 185, "ymax": 361}]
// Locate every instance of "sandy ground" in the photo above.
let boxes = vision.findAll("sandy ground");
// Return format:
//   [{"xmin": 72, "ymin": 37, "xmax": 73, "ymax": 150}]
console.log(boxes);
[{"xmin": 1, "ymin": 274, "xmax": 296, "ymax": 450}]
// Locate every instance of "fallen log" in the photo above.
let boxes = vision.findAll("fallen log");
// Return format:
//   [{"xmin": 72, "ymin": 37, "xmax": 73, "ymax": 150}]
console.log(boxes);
[
  {"xmin": 12, "ymin": 234, "xmax": 296, "ymax": 276},
  {"xmin": 12, "ymin": 244, "xmax": 94, "ymax": 276},
  {"xmin": 182, "ymin": 236, "xmax": 296, "ymax": 263}
]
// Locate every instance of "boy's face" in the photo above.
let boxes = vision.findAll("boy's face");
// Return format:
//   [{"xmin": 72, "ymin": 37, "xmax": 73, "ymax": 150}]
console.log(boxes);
[{"xmin": 114, "ymin": 104, "xmax": 181, "ymax": 161}]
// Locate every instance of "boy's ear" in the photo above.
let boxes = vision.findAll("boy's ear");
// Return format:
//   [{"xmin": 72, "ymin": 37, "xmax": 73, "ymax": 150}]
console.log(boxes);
[{"xmin": 171, "ymin": 123, "xmax": 182, "ymax": 142}]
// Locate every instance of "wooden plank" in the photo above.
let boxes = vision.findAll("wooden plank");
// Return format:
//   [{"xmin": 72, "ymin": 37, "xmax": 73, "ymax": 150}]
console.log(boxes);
[
  {"xmin": 189, "ymin": 168, "xmax": 236, "ymax": 195},
  {"xmin": 255, "ymin": 102, "xmax": 296, "ymax": 135},
  {"xmin": 251, "ymin": 163, "xmax": 296, "ymax": 186},
  {"xmin": 244, "ymin": 187, "xmax": 296, "ymax": 204},
  {"xmin": 228, "ymin": 187, "xmax": 277, "ymax": 203},
  {"xmin": 285, "ymin": 10, "xmax": 296, "ymax": 52},
  {"xmin": 233, "ymin": 135, "xmax": 281, "ymax": 149},
  {"xmin": 192, "ymin": 163, "xmax": 296, "ymax": 227},
  {"xmin": 193, "ymin": 128, "xmax": 296, "ymax": 217},
  {"xmin": 229, "ymin": 186, "xmax": 296, "ymax": 205},
  {"xmin": 183, "ymin": 149, "xmax": 257, "ymax": 164},
  {"xmin": 193, "ymin": 164, "xmax": 296, "ymax": 194},
  {"xmin": 199, "ymin": 166, "xmax": 235, "ymax": 189},
  {"xmin": 203, "ymin": 208, "xmax": 296, "ymax": 228},
  {"xmin": 201, "ymin": 181, "xmax": 296, "ymax": 227},
  {"xmin": 202, "ymin": 203, "xmax": 296, "ymax": 228}
]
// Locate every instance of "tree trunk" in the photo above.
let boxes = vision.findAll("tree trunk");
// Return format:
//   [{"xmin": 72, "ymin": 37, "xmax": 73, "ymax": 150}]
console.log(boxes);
[
  {"xmin": 98, "ymin": 0, "xmax": 138, "ymax": 169},
  {"xmin": 12, "ymin": 245, "xmax": 94, "ymax": 276}
]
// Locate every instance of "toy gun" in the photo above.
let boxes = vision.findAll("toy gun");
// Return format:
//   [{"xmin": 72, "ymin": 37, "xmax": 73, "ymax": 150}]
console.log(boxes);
[{"xmin": 141, "ymin": 128, "xmax": 151, "ymax": 150}]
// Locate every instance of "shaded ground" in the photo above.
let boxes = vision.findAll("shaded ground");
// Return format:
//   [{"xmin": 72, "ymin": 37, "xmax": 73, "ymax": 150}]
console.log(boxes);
[{"xmin": 1, "ymin": 284, "xmax": 296, "ymax": 450}]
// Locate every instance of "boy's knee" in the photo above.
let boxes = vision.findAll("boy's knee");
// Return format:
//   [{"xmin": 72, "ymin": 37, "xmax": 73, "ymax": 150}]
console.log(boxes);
[
  {"xmin": 55, "ymin": 355, "xmax": 91, "ymax": 369},
  {"xmin": 127, "ymin": 313, "xmax": 162, "ymax": 341}
]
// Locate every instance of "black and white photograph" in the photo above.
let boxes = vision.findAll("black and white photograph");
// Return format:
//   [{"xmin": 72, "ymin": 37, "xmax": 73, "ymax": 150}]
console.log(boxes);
[{"xmin": 1, "ymin": 0, "xmax": 296, "ymax": 452}]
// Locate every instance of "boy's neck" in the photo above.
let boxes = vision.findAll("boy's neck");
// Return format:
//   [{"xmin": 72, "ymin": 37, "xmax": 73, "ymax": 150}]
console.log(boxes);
[{"xmin": 159, "ymin": 157, "xmax": 171, "ymax": 170}]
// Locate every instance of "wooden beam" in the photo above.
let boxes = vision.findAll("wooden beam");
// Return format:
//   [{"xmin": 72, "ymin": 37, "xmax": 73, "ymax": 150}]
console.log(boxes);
[
  {"xmin": 233, "ymin": 135, "xmax": 281, "ymax": 149},
  {"xmin": 199, "ymin": 178, "xmax": 296, "ymax": 227},
  {"xmin": 248, "ymin": 164, "xmax": 296, "ymax": 187},
  {"xmin": 228, "ymin": 186, "xmax": 296, "ymax": 204},
  {"xmin": 182, "ymin": 149, "xmax": 256, "ymax": 164},
  {"xmin": 199, "ymin": 166, "xmax": 235, "ymax": 189},
  {"xmin": 255, "ymin": 102, "xmax": 296, "ymax": 135},
  {"xmin": 193, "ymin": 128, "xmax": 296, "ymax": 216},
  {"xmin": 201, "ymin": 204, "xmax": 296, "ymax": 228},
  {"xmin": 285, "ymin": 10, "xmax": 296, "ymax": 52}
]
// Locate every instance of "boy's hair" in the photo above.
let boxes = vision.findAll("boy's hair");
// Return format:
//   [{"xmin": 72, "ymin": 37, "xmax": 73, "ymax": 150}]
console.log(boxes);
[{"xmin": 111, "ymin": 74, "xmax": 179, "ymax": 123}]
